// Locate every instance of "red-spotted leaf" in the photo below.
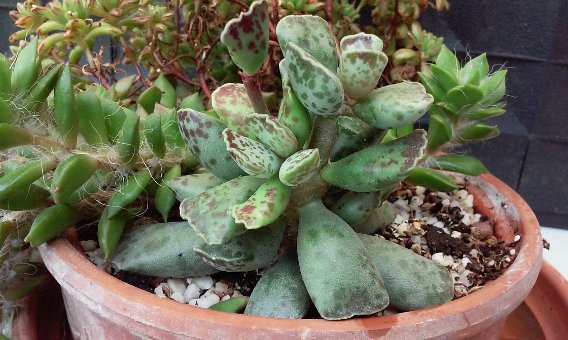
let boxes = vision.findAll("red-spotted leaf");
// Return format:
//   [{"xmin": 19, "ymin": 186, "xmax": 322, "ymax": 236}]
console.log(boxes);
[
  {"xmin": 220, "ymin": 1, "xmax": 269, "ymax": 75},
  {"xmin": 244, "ymin": 114, "xmax": 298, "ymax": 157},
  {"xmin": 232, "ymin": 177, "xmax": 292, "ymax": 229},
  {"xmin": 223, "ymin": 129, "xmax": 282, "ymax": 178},
  {"xmin": 279, "ymin": 149, "xmax": 320, "ymax": 186},
  {"xmin": 212, "ymin": 83, "xmax": 256, "ymax": 137}
]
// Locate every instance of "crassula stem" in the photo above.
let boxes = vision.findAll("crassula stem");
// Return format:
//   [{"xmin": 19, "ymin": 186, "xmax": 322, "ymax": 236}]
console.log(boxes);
[{"xmin": 239, "ymin": 71, "xmax": 269, "ymax": 114}]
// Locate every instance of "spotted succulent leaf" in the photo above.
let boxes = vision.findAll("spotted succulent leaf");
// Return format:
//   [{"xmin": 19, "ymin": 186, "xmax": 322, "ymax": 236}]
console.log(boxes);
[
  {"xmin": 277, "ymin": 82, "xmax": 312, "ymax": 148},
  {"xmin": 232, "ymin": 177, "xmax": 292, "ymax": 229},
  {"xmin": 285, "ymin": 43, "xmax": 344, "ymax": 116},
  {"xmin": 332, "ymin": 116, "xmax": 383, "ymax": 161},
  {"xmin": 223, "ymin": 129, "xmax": 282, "ymax": 178},
  {"xmin": 167, "ymin": 173, "xmax": 225, "ymax": 202},
  {"xmin": 276, "ymin": 15, "xmax": 338, "ymax": 72},
  {"xmin": 220, "ymin": 0, "xmax": 269, "ymax": 75},
  {"xmin": 279, "ymin": 149, "xmax": 320, "ymax": 186},
  {"xmin": 211, "ymin": 83, "xmax": 256, "ymax": 137},
  {"xmin": 244, "ymin": 114, "xmax": 298, "ymax": 158},
  {"xmin": 180, "ymin": 176, "xmax": 264, "ymax": 245},
  {"xmin": 353, "ymin": 82, "xmax": 433, "ymax": 129},
  {"xmin": 177, "ymin": 109, "xmax": 246, "ymax": 180},
  {"xmin": 340, "ymin": 33, "xmax": 384, "ymax": 53},
  {"xmin": 321, "ymin": 130, "xmax": 428, "ymax": 192},
  {"xmin": 193, "ymin": 219, "xmax": 286, "ymax": 272}
]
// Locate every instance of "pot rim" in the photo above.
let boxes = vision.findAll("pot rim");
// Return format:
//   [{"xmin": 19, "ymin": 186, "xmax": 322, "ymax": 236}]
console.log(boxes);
[{"xmin": 39, "ymin": 173, "xmax": 543, "ymax": 335}]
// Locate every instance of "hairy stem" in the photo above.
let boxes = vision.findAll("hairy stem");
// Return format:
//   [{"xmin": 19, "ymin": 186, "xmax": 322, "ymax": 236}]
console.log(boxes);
[{"xmin": 239, "ymin": 71, "xmax": 269, "ymax": 114}]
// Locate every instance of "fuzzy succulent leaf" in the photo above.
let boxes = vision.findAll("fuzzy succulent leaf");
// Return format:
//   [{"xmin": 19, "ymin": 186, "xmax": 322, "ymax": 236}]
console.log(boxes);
[
  {"xmin": 232, "ymin": 177, "xmax": 292, "ymax": 229},
  {"xmin": 0, "ymin": 97, "xmax": 14, "ymax": 123},
  {"xmin": 430, "ymin": 64, "xmax": 460, "ymax": 92},
  {"xmin": 160, "ymin": 105, "xmax": 185, "ymax": 147},
  {"xmin": 179, "ymin": 176, "xmax": 264, "ymax": 245},
  {"xmin": 76, "ymin": 92, "xmax": 109, "ymax": 145},
  {"xmin": 220, "ymin": 0, "xmax": 269, "ymax": 75},
  {"xmin": 435, "ymin": 45, "xmax": 460, "ymax": 77},
  {"xmin": 478, "ymin": 70, "xmax": 507, "ymax": 106},
  {"xmin": 418, "ymin": 72, "xmax": 445, "ymax": 103},
  {"xmin": 465, "ymin": 104, "xmax": 506, "ymax": 121},
  {"xmin": 285, "ymin": 43, "xmax": 344, "ymax": 116},
  {"xmin": 154, "ymin": 74, "xmax": 177, "ymax": 108},
  {"xmin": 12, "ymin": 37, "xmax": 38, "ymax": 95},
  {"xmin": 243, "ymin": 114, "xmax": 298, "ymax": 157},
  {"xmin": 353, "ymin": 82, "xmax": 433, "ymax": 129},
  {"xmin": 100, "ymin": 97, "xmax": 126, "ymax": 144},
  {"xmin": 244, "ymin": 249, "xmax": 311, "ymax": 318},
  {"xmin": 426, "ymin": 113, "xmax": 452, "ymax": 152},
  {"xmin": 138, "ymin": 86, "xmax": 162, "ymax": 114},
  {"xmin": 460, "ymin": 53, "xmax": 489, "ymax": 84},
  {"xmin": 278, "ymin": 149, "xmax": 320, "ymax": 186},
  {"xmin": 211, "ymin": 83, "xmax": 256, "ymax": 137},
  {"xmin": 297, "ymin": 199, "xmax": 389, "ymax": 320},
  {"xmin": 321, "ymin": 130, "xmax": 427, "ymax": 192},
  {"xmin": 445, "ymin": 84, "xmax": 484, "ymax": 112},
  {"xmin": 429, "ymin": 154, "xmax": 488, "ymax": 176},
  {"xmin": 116, "ymin": 111, "xmax": 140, "ymax": 166},
  {"xmin": 177, "ymin": 109, "xmax": 246, "ymax": 180},
  {"xmin": 457, "ymin": 122, "xmax": 500, "ymax": 142},
  {"xmin": 276, "ymin": 15, "xmax": 338, "ymax": 72},
  {"xmin": 405, "ymin": 167, "xmax": 458, "ymax": 192},
  {"xmin": 193, "ymin": 219, "xmax": 286, "ymax": 272},
  {"xmin": 277, "ymin": 82, "xmax": 312, "ymax": 148},
  {"xmin": 223, "ymin": 129, "xmax": 282, "ymax": 178},
  {"xmin": 167, "ymin": 173, "xmax": 225, "ymax": 202},
  {"xmin": 113, "ymin": 222, "xmax": 218, "ymax": 278},
  {"xmin": 0, "ymin": 124, "xmax": 31, "ymax": 151},
  {"xmin": 332, "ymin": 116, "xmax": 383, "ymax": 161},
  {"xmin": 331, "ymin": 191, "xmax": 384, "ymax": 226},
  {"xmin": 359, "ymin": 234, "xmax": 454, "ymax": 311}
]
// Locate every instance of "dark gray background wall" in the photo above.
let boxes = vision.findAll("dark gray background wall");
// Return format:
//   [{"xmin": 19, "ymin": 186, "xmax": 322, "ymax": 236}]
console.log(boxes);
[{"xmin": 1, "ymin": 1, "xmax": 566, "ymax": 228}]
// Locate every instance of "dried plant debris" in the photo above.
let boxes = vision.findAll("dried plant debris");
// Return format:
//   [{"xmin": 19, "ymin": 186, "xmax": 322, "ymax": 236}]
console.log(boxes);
[{"xmin": 380, "ymin": 185, "xmax": 518, "ymax": 298}]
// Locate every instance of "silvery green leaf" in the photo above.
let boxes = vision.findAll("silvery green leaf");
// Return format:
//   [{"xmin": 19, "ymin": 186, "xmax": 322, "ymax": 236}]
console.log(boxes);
[
  {"xmin": 279, "ymin": 149, "xmax": 320, "ymax": 186},
  {"xmin": 212, "ymin": 83, "xmax": 256, "ymax": 137},
  {"xmin": 339, "ymin": 33, "xmax": 383, "ymax": 53},
  {"xmin": 244, "ymin": 114, "xmax": 298, "ymax": 158},
  {"xmin": 285, "ymin": 43, "xmax": 344, "ymax": 116},
  {"xmin": 338, "ymin": 50, "xmax": 388, "ymax": 99},
  {"xmin": 223, "ymin": 128, "xmax": 282, "ymax": 178}
]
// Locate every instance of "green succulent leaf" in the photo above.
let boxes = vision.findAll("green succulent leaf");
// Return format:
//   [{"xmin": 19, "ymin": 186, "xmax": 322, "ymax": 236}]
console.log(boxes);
[
  {"xmin": 457, "ymin": 122, "xmax": 500, "ymax": 142},
  {"xmin": 76, "ymin": 91, "xmax": 109, "ymax": 145},
  {"xmin": 478, "ymin": 70, "xmax": 507, "ymax": 106},
  {"xmin": 426, "ymin": 113, "xmax": 452, "ymax": 152},
  {"xmin": 321, "ymin": 129, "xmax": 427, "ymax": 192},
  {"xmin": 180, "ymin": 93, "xmax": 205, "ymax": 111},
  {"xmin": 277, "ymin": 82, "xmax": 312, "ymax": 148},
  {"xmin": 297, "ymin": 199, "xmax": 389, "ymax": 320},
  {"xmin": 144, "ymin": 113, "xmax": 166, "ymax": 158},
  {"xmin": 359, "ymin": 234, "xmax": 454, "ymax": 311},
  {"xmin": 430, "ymin": 64, "xmax": 460, "ymax": 92},
  {"xmin": 405, "ymin": 167, "xmax": 458, "ymax": 192},
  {"xmin": 212, "ymin": 83, "xmax": 256, "ymax": 137},
  {"xmin": 445, "ymin": 84, "xmax": 484, "ymax": 112},
  {"xmin": 460, "ymin": 53, "xmax": 489, "ymax": 84},
  {"xmin": 285, "ymin": 43, "xmax": 344, "ymax": 116},
  {"xmin": 220, "ymin": 0, "xmax": 269, "ymax": 75},
  {"xmin": 223, "ymin": 128, "xmax": 282, "ymax": 179},
  {"xmin": 193, "ymin": 219, "xmax": 286, "ymax": 272},
  {"xmin": 435, "ymin": 45, "xmax": 460, "ymax": 77},
  {"xmin": 232, "ymin": 177, "xmax": 292, "ymax": 229},
  {"xmin": 418, "ymin": 72, "xmax": 445, "ymax": 103},
  {"xmin": 353, "ymin": 82, "xmax": 433, "ymax": 129},
  {"xmin": 243, "ymin": 114, "xmax": 298, "ymax": 157},
  {"xmin": 465, "ymin": 104, "xmax": 506, "ymax": 121},
  {"xmin": 278, "ymin": 148, "xmax": 320, "ymax": 186},
  {"xmin": 332, "ymin": 116, "xmax": 382, "ymax": 160},
  {"xmin": 177, "ymin": 109, "xmax": 246, "ymax": 180},
  {"xmin": 154, "ymin": 74, "xmax": 177, "ymax": 108},
  {"xmin": 429, "ymin": 154, "xmax": 488, "ymax": 176},
  {"xmin": 0, "ymin": 97, "xmax": 14, "ymax": 123},
  {"xmin": 331, "ymin": 191, "xmax": 384, "ymax": 226},
  {"xmin": 0, "ymin": 124, "xmax": 32, "ymax": 151},
  {"xmin": 100, "ymin": 97, "xmax": 126, "ymax": 144},
  {"xmin": 116, "ymin": 111, "xmax": 140, "ymax": 166},
  {"xmin": 167, "ymin": 173, "xmax": 225, "ymax": 202},
  {"xmin": 155, "ymin": 165, "xmax": 182, "ymax": 222},
  {"xmin": 114, "ymin": 75, "xmax": 136, "ymax": 99},
  {"xmin": 0, "ymin": 54, "xmax": 12, "ymax": 97},
  {"xmin": 159, "ymin": 105, "xmax": 185, "ymax": 147},
  {"xmin": 113, "ymin": 222, "xmax": 218, "ymax": 278},
  {"xmin": 106, "ymin": 169, "xmax": 152, "ymax": 218},
  {"xmin": 352, "ymin": 201, "xmax": 397, "ymax": 235},
  {"xmin": 12, "ymin": 37, "xmax": 38, "ymax": 95},
  {"xmin": 244, "ymin": 249, "xmax": 311, "ymax": 318},
  {"xmin": 179, "ymin": 176, "xmax": 264, "ymax": 245},
  {"xmin": 138, "ymin": 86, "xmax": 162, "ymax": 114},
  {"xmin": 276, "ymin": 15, "xmax": 338, "ymax": 72}
]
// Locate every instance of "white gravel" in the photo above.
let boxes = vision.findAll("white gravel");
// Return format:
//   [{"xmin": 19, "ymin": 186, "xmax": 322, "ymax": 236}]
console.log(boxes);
[{"xmin": 153, "ymin": 275, "xmax": 243, "ymax": 308}]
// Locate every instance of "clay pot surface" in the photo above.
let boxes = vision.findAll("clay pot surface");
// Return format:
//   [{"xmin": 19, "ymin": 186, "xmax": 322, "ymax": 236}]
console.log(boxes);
[{"xmin": 39, "ymin": 174, "xmax": 543, "ymax": 339}]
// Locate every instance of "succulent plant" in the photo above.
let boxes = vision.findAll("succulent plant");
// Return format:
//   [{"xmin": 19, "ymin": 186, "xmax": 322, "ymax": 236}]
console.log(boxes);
[{"xmin": 110, "ymin": 2, "xmax": 504, "ymax": 320}]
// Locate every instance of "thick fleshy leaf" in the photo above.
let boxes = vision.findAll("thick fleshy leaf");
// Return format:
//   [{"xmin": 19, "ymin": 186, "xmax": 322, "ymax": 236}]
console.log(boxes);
[
  {"xmin": 193, "ymin": 219, "xmax": 286, "ymax": 272},
  {"xmin": 457, "ymin": 122, "xmax": 500, "ymax": 142},
  {"xmin": 435, "ymin": 45, "xmax": 460, "ymax": 77},
  {"xmin": 297, "ymin": 199, "xmax": 388, "ymax": 320},
  {"xmin": 331, "ymin": 191, "xmax": 383, "ymax": 226},
  {"xmin": 223, "ymin": 129, "xmax": 282, "ymax": 178},
  {"xmin": 180, "ymin": 176, "xmax": 264, "ymax": 245},
  {"xmin": 277, "ymin": 82, "xmax": 312, "ymax": 148},
  {"xmin": 405, "ymin": 167, "xmax": 458, "ymax": 192},
  {"xmin": 460, "ymin": 53, "xmax": 489, "ymax": 84},
  {"xmin": 431, "ymin": 64, "xmax": 460, "ymax": 92},
  {"xmin": 278, "ymin": 149, "xmax": 320, "ymax": 186},
  {"xmin": 418, "ymin": 72, "xmax": 445, "ymax": 103},
  {"xmin": 232, "ymin": 177, "xmax": 292, "ymax": 229},
  {"xmin": 354, "ymin": 82, "xmax": 433, "ymax": 129},
  {"xmin": 332, "ymin": 116, "xmax": 383, "ymax": 160},
  {"xmin": 220, "ymin": 0, "xmax": 269, "ymax": 75},
  {"xmin": 244, "ymin": 249, "xmax": 311, "ymax": 318},
  {"xmin": 276, "ymin": 15, "xmax": 338, "ymax": 72},
  {"xmin": 352, "ymin": 201, "xmax": 397, "ymax": 235},
  {"xmin": 359, "ymin": 234, "xmax": 454, "ymax": 311},
  {"xmin": 243, "ymin": 114, "xmax": 298, "ymax": 157},
  {"xmin": 167, "ymin": 173, "xmax": 225, "ymax": 202},
  {"xmin": 211, "ymin": 83, "xmax": 256, "ymax": 137},
  {"xmin": 177, "ymin": 109, "xmax": 246, "ymax": 180},
  {"xmin": 340, "ymin": 33, "xmax": 383, "ymax": 53},
  {"xmin": 428, "ymin": 154, "xmax": 488, "ymax": 176},
  {"xmin": 426, "ymin": 113, "xmax": 452, "ymax": 152},
  {"xmin": 285, "ymin": 43, "xmax": 344, "ymax": 116},
  {"xmin": 339, "ymin": 50, "xmax": 388, "ymax": 99},
  {"xmin": 445, "ymin": 84, "xmax": 484, "ymax": 112},
  {"xmin": 321, "ymin": 130, "xmax": 427, "ymax": 192},
  {"xmin": 478, "ymin": 70, "xmax": 507, "ymax": 106},
  {"xmin": 113, "ymin": 222, "xmax": 218, "ymax": 278}
]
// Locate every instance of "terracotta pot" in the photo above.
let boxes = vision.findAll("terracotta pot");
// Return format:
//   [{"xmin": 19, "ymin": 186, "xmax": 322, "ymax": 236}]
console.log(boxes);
[{"xmin": 39, "ymin": 174, "xmax": 543, "ymax": 339}]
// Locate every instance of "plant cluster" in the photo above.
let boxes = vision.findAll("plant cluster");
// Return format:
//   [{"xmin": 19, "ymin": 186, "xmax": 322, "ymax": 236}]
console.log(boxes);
[{"xmin": 0, "ymin": 0, "xmax": 507, "ymax": 322}]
